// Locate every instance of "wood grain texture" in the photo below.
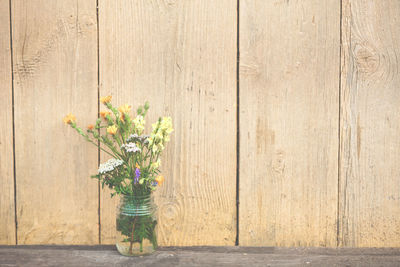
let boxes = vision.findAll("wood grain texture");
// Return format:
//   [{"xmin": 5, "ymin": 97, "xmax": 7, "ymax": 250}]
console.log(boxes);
[
  {"xmin": 12, "ymin": 0, "xmax": 99, "ymax": 244},
  {"xmin": 0, "ymin": 0, "xmax": 16, "ymax": 245},
  {"xmin": 99, "ymin": 0, "xmax": 237, "ymax": 245},
  {"xmin": 239, "ymin": 0, "xmax": 340, "ymax": 246},
  {"xmin": 339, "ymin": 0, "xmax": 400, "ymax": 247},
  {"xmin": 2, "ymin": 247, "xmax": 400, "ymax": 267}
]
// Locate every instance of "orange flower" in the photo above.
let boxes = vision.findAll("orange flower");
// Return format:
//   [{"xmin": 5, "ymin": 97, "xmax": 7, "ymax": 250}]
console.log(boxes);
[
  {"xmin": 155, "ymin": 175, "xmax": 165, "ymax": 186},
  {"xmin": 136, "ymin": 163, "xmax": 140, "ymax": 169},
  {"xmin": 100, "ymin": 95, "xmax": 112, "ymax": 104},
  {"xmin": 118, "ymin": 104, "xmax": 131, "ymax": 114},
  {"xmin": 63, "ymin": 113, "xmax": 76, "ymax": 125},
  {"xmin": 87, "ymin": 124, "xmax": 94, "ymax": 130},
  {"xmin": 100, "ymin": 111, "xmax": 111, "ymax": 119},
  {"xmin": 107, "ymin": 125, "xmax": 118, "ymax": 135},
  {"xmin": 118, "ymin": 104, "xmax": 131, "ymax": 123}
]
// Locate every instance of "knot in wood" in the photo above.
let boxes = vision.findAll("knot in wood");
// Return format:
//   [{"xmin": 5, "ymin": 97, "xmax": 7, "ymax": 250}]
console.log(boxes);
[{"xmin": 354, "ymin": 44, "xmax": 380, "ymax": 74}]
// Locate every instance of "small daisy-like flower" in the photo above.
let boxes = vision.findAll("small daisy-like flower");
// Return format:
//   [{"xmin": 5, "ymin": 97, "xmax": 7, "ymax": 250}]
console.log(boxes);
[
  {"xmin": 100, "ymin": 95, "xmax": 112, "ymax": 104},
  {"xmin": 100, "ymin": 111, "xmax": 111, "ymax": 119},
  {"xmin": 87, "ymin": 124, "xmax": 94, "ymax": 130},
  {"xmin": 155, "ymin": 175, "xmax": 165, "ymax": 186},
  {"xmin": 126, "ymin": 134, "xmax": 149, "ymax": 143},
  {"xmin": 118, "ymin": 104, "xmax": 131, "ymax": 114},
  {"xmin": 118, "ymin": 104, "xmax": 131, "ymax": 123},
  {"xmin": 98, "ymin": 158, "xmax": 123, "ymax": 174},
  {"xmin": 126, "ymin": 134, "xmax": 139, "ymax": 142},
  {"xmin": 63, "ymin": 113, "xmax": 76, "ymax": 125},
  {"xmin": 107, "ymin": 125, "xmax": 118, "ymax": 135},
  {"xmin": 120, "ymin": 142, "xmax": 141, "ymax": 153}
]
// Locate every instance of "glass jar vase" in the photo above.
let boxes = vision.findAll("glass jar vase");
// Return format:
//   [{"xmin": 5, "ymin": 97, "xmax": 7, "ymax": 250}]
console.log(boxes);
[{"xmin": 116, "ymin": 194, "xmax": 158, "ymax": 256}]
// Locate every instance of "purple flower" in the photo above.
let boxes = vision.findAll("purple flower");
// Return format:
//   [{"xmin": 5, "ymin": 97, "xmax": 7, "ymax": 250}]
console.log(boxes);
[{"xmin": 134, "ymin": 168, "xmax": 141, "ymax": 184}]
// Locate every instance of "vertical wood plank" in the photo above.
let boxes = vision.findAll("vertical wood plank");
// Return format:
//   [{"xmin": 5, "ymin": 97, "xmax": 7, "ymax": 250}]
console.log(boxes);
[
  {"xmin": 0, "ymin": 0, "xmax": 16, "ymax": 245},
  {"xmin": 239, "ymin": 0, "xmax": 340, "ymax": 246},
  {"xmin": 339, "ymin": 0, "xmax": 400, "ymax": 247},
  {"xmin": 99, "ymin": 0, "xmax": 237, "ymax": 245},
  {"xmin": 12, "ymin": 0, "xmax": 99, "ymax": 244}
]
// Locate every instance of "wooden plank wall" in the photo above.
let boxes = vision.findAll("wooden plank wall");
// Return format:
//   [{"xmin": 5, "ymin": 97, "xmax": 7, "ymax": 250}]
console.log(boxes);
[
  {"xmin": 239, "ymin": 0, "xmax": 340, "ymax": 246},
  {"xmin": 11, "ymin": 0, "xmax": 99, "ymax": 244},
  {"xmin": 339, "ymin": 0, "xmax": 400, "ymax": 247},
  {"xmin": 0, "ymin": 0, "xmax": 16, "ymax": 245},
  {"xmin": 0, "ymin": 0, "xmax": 399, "ymax": 247},
  {"xmin": 98, "ymin": 0, "xmax": 237, "ymax": 246}
]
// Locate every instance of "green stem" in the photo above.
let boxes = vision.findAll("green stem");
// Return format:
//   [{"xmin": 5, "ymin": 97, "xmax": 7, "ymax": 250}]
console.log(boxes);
[
  {"xmin": 93, "ymin": 134, "xmax": 123, "ymax": 159},
  {"xmin": 72, "ymin": 124, "xmax": 115, "ymax": 158},
  {"xmin": 129, "ymin": 216, "xmax": 136, "ymax": 255},
  {"xmin": 87, "ymin": 139, "xmax": 115, "ymax": 158}
]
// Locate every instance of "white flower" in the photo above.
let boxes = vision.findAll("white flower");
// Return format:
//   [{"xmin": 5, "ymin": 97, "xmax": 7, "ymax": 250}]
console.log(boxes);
[
  {"xmin": 126, "ymin": 134, "xmax": 139, "ymax": 143},
  {"xmin": 126, "ymin": 134, "xmax": 149, "ymax": 143},
  {"xmin": 98, "ymin": 158, "xmax": 124, "ymax": 174},
  {"xmin": 121, "ymin": 142, "xmax": 141, "ymax": 153}
]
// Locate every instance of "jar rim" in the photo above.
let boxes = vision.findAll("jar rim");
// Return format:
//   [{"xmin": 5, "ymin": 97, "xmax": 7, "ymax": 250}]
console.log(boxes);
[{"xmin": 121, "ymin": 193, "xmax": 152, "ymax": 199}]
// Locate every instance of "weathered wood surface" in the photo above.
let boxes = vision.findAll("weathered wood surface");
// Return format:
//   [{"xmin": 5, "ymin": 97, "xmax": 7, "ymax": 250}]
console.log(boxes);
[
  {"xmin": 12, "ymin": 0, "xmax": 99, "ymax": 244},
  {"xmin": 99, "ymin": 0, "xmax": 237, "ymax": 245},
  {"xmin": 0, "ymin": 0, "xmax": 16, "ymax": 245},
  {"xmin": 239, "ymin": 0, "xmax": 341, "ymax": 246},
  {"xmin": 1, "ymin": 0, "xmax": 400, "ymax": 248},
  {"xmin": 1, "ymin": 246, "xmax": 400, "ymax": 267},
  {"xmin": 339, "ymin": 0, "xmax": 400, "ymax": 247}
]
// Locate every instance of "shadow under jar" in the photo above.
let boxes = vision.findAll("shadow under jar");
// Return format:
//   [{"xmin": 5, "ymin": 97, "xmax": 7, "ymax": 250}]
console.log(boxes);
[{"xmin": 116, "ymin": 194, "xmax": 158, "ymax": 256}]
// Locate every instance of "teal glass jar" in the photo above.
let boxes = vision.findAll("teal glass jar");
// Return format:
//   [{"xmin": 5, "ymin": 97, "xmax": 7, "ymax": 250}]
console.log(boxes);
[{"xmin": 116, "ymin": 194, "xmax": 158, "ymax": 256}]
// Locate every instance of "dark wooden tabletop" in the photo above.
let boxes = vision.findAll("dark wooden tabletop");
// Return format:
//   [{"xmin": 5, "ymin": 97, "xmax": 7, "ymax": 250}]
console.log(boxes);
[{"xmin": 1, "ymin": 246, "xmax": 400, "ymax": 266}]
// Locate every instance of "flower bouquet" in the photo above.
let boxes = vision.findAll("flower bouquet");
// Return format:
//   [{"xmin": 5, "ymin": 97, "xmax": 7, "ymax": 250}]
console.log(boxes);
[{"xmin": 64, "ymin": 96, "xmax": 173, "ymax": 256}]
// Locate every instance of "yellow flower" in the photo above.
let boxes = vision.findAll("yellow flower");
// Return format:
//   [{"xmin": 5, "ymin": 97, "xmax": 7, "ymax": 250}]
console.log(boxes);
[
  {"xmin": 133, "ymin": 115, "xmax": 145, "ymax": 134},
  {"xmin": 100, "ymin": 111, "xmax": 111, "ymax": 119},
  {"xmin": 155, "ymin": 175, "xmax": 165, "ymax": 186},
  {"xmin": 151, "ymin": 159, "xmax": 161, "ymax": 169},
  {"xmin": 136, "ymin": 163, "xmax": 140, "ymax": 169},
  {"xmin": 107, "ymin": 125, "xmax": 118, "ymax": 135},
  {"xmin": 147, "ymin": 137, "xmax": 153, "ymax": 146},
  {"xmin": 118, "ymin": 104, "xmax": 131, "ymax": 114},
  {"xmin": 63, "ymin": 113, "xmax": 76, "ymax": 125},
  {"xmin": 120, "ymin": 115, "xmax": 125, "ymax": 123},
  {"xmin": 100, "ymin": 95, "xmax": 112, "ymax": 104},
  {"xmin": 118, "ymin": 104, "xmax": 131, "ymax": 123},
  {"xmin": 87, "ymin": 124, "xmax": 94, "ymax": 130}
]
